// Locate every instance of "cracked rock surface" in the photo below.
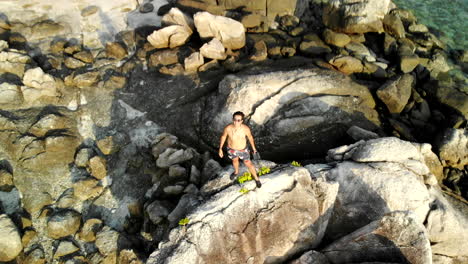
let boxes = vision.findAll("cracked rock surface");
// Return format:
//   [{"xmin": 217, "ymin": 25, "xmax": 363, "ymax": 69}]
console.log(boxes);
[{"xmin": 147, "ymin": 167, "xmax": 339, "ymax": 264}]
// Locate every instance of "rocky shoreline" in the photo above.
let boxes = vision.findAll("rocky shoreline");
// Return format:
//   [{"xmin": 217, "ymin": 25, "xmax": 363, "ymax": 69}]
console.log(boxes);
[{"xmin": 0, "ymin": 0, "xmax": 467, "ymax": 263}]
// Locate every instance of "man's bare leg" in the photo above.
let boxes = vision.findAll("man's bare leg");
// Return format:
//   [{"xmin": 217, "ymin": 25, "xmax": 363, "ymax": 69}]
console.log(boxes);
[
  {"xmin": 232, "ymin": 157, "xmax": 240, "ymax": 175},
  {"xmin": 244, "ymin": 160, "xmax": 261, "ymax": 188}
]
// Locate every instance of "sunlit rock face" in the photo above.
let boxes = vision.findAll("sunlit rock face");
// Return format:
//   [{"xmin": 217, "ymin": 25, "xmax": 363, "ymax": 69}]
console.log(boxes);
[{"xmin": 0, "ymin": 0, "xmax": 169, "ymax": 50}]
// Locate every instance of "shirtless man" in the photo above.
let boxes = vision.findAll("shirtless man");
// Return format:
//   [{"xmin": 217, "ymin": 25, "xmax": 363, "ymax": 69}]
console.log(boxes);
[{"xmin": 218, "ymin": 111, "xmax": 261, "ymax": 188}]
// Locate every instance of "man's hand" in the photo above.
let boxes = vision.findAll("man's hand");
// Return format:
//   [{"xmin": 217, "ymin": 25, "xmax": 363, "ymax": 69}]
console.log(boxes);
[{"xmin": 218, "ymin": 149, "xmax": 223, "ymax": 158}]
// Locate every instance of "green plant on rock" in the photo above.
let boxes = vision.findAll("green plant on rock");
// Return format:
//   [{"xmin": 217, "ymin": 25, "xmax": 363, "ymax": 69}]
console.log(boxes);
[
  {"xmin": 258, "ymin": 166, "xmax": 271, "ymax": 176},
  {"xmin": 239, "ymin": 187, "xmax": 250, "ymax": 194},
  {"xmin": 238, "ymin": 172, "xmax": 252, "ymax": 184},
  {"xmin": 291, "ymin": 161, "xmax": 302, "ymax": 167},
  {"xmin": 178, "ymin": 218, "xmax": 190, "ymax": 226}
]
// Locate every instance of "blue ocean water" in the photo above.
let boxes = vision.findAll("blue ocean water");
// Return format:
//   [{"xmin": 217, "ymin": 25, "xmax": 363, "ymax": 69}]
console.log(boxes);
[{"xmin": 392, "ymin": 0, "xmax": 468, "ymax": 51}]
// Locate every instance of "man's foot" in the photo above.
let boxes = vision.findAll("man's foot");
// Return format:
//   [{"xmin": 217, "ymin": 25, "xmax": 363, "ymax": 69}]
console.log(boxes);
[
  {"xmin": 230, "ymin": 172, "xmax": 238, "ymax": 180},
  {"xmin": 255, "ymin": 180, "xmax": 262, "ymax": 188}
]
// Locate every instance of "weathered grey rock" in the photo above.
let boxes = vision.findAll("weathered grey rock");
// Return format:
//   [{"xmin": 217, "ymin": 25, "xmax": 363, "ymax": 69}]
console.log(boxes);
[
  {"xmin": 47, "ymin": 210, "xmax": 81, "ymax": 239},
  {"xmin": 184, "ymin": 52, "xmax": 204, "ymax": 72},
  {"xmin": 79, "ymin": 218, "xmax": 103, "ymax": 242},
  {"xmin": 146, "ymin": 200, "xmax": 170, "ymax": 224},
  {"xmin": 200, "ymin": 38, "xmax": 227, "ymax": 60},
  {"xmin": 322, "ymin": 29, "xmax": 351, "ymax": 47},
  {"xmin": 323, "ymin": 138, "xmax": 433, "ymax": 240},
  {"xmin": 290, "ymin": 250, "xmax": 329, "ymax": 264},
  {"xmin": 346, "ymin": 126, "xmax": 379, "ymax": 141},
  {"xmin": 323, "ymin": 0, "xmax": 395, "ymax": 34},
  {"xmin": 435, "ymin": 128, "xmax": 468, "ymax": 169},
  {"xmin": 299, "ymin": 34, "xmax": 332, "ymax": 56},
  {"xmin": 249, "ymin": 40, "xmax": 268, "ymax": 61},
  {"xmin": 169, "ymin": 164, "xmax": 187, "ymax": 179},
  {"xmin": 147, "ymin": 167, "xmax": 339, "ymax": 264},
  {"xmin": 201, "ymin": 159, "xmax": 222, "ymax": 185},
  {"xmin": 323, "ymin": 212, "xmax": 431, "ymax": 264},
  {"xmin": 147, "ymin": 25, "xmax": 192, "ymax": 49},
  {"xmin": 0, "ymin": 214, "xmax": 22, "ymax": 262},
  {"xmin": 194, "ymin": 12, "xmax": 245, "ymax": 50},
  {"xmin": 156, "ymin": 148, "xmax": 194, "ymax": 168},
  {"xmin": 54, "ymin": 241, "xmax": 80, "ymax": 258},
  {"xmin": 189, "ymin": 165, "xmax": 201, "ymax": 184},
  {"xmin": 328, "ymin": 55, "xmax": 364, "ymax": 74},
  {"xmin": 95, "ymin": 226, "xmax": 120, "ymax": 256},
  {"xmin": 22, "ymin": 247, "xmax": 46, "ymax": 264},
  {"xmin": 376, "ymin": 74, "xmax": 414, "ymax": 114},
  {"xmin": 383, "ymin": 13, "xmax": 406, "ymax": 39},
  {"xmin": 162, "ymin": 8, "xmax": 194, "ymax": 31}
]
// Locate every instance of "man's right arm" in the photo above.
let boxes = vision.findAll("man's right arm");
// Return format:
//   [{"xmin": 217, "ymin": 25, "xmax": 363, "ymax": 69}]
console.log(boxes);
[{"xmin": 218, "ymin": 126, "xmax": 228, "ymax": 158}]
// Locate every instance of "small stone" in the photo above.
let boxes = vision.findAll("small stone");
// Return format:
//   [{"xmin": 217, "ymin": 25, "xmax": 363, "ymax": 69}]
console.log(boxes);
[
  {"xmin": 119, "ymin": 249, "xmax": 144, "ymax": 264},
  {"xmin": 23, "ymin": 192, "xmax": 53, "ymax": 214},
  {"xmin": 198, "ymin": 59, "xmax": 219, "ymax": 72},
  {"xmin": 106, "ymin": 42, "xmax": 127, "ymax": 60},
  {"xmin": 0, "ymin": 215, "xmax": 23, "ymax": 262},
  {"xmin": 64, "ymin": 56, "xmax": 86, "ymax": 69},
  {"xmin": 22, "ymin": 247, "xmax": 45, "ymax": 264},
  {"xmin": 21, "ymin": 228, "xmax": 36, "ymax": 247},
  {"xmin": 97, "ymin": 136, "xmax": 115, "ymax": 155},
  {"xmin": 290, "ymin": 27, "xmax": 305, "ymax": 37},
  {"xmin": 75, "ymin": 148, "xmax": 92, "ymax": 167},
  {"xmin": 184, "ymin": 52, "xmax": 204, "ymax": 72},
  {"xmin": 0, "ymin": 40, "xmax": 8, "ymax": 51},
  {"xmin": 103, "ymin": 75, "xmax": 126, "ymax": 90},
  {"xmin": 54, "ymin": 241, "xmax": 79, "ymax": 258},
  {"xmin": 81, "ymin": 5, "xmax": 99, "ymax": 17},
  {"xmin": 47, "ymin": 210, "xmax": 81, "ymax": 239},
  {"xmin": 73, "ymin": 71, "xmax": 100, "ymax": 88},
  {"xmin": 383, "ymin": 13, "xmax": 406, "ymax": 39},
  {"xmin": 139, "ymin": 3, "xmax": 154, "ymax": 13},
  {"xmin": 73, "ymin": 178, "xmax": 103, "ymax": 201},
  {"xmin": 169, "ymin": 165, "xmax": 186, "ymax": 179},
  {"xmin": 408, "ymin": 23, "xmax": 428, "ymax": 33},
  {"xmin": 299, "ymin": 34, "xmax": 331, "ymax": 56},
  {"xmin": 146, "ymin": 201, "xmax": 170, "ymax": 224},
  {"xmin": 159, "ymin": 63, "xmax": 185, "ymax": 76},
  {"xmin": 64, "ymin": 44, "xmax": 81, "ymax": 55},
  {"xmin": 249, "ymin": 40, "xmax": 268, "ymax": 61},
  {"xmin": 79, "ymin": 218, "xmax": 103, "ymax": 242},
  {"xmin": 323, "ymin": 29, "xmax": 351, "ymax": 47},
  {"xmin": 88, "ymin": 156, "xmax": 107, "ymax": 180},
  {"xmin": 328, "ymin": 55, "xmax": 363, "ymax": 75},
  {"xmin": 95, "ymin": 226, "xmax": 119, "ymax": 256},
  {"xmin": 73, "ymin": 50, "xmax": 94, "ymax": 63},
  {"xmin": 149, "ymin": 49, "xmax": 179, "ymax": 67},
  {"xmin": 56, "ymin": 189, "xmax": 75, "ymax": 209},
  {"xmin": 147, "ymin": 25, "xmax": 192, "ymax": 49},
  {"xmin": 50, "ymin": 39, "xmax": 67, "ymax": 54},
  {"xmin": 0, "ymin": 170, "xmax": 14, "ymax": 192},
  {"xmin": 400, "ymin": 54, "xmax": 420, "ymax": 73},
  {"xmin": 162, "ymin": 8, "xmax": 194, "ymax": 31},
  {"xmin": 200, "ymin": 38, "xmax": 226, "ymax": 60}
]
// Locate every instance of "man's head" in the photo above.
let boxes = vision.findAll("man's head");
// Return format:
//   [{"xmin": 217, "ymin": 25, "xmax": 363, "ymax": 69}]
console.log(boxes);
[{"xmin": 232, "ymin": 111, "xmax": 244, "ymax": 126}]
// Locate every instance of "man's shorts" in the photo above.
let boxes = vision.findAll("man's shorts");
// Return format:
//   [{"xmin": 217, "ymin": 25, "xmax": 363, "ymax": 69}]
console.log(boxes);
[{"xmin": 227, "ymin": 147, "xmax": 250, "ymax": 160}]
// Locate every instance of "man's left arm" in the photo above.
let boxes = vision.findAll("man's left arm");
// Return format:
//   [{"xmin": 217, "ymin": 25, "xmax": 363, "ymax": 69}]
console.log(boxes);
[{"xmin": 245, "ymin": 126, "xmax": 257, "ymax": 153}]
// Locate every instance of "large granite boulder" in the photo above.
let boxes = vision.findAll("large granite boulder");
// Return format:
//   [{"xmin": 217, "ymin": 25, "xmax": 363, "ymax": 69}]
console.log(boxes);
[
  {"xmin": 202, "ymin": 67, "xmax": 380, "ymax": 159},
  {"xmin": 194, "ymin": 12, "xmax": 245, "ymax": 50},
  {"xmin": 323, "ymin": 212, "xmax": 432, "ymax": 264},
  {"xmin": 319, "ymin": 137, "xmax": 468, "ymax": 260},
  {"xmin": 147, "ymin": 167, "xmax": 339, "ymax": 263},
  {"xmin": 323, "ymin": 0, "xmax": 395, "ymax": 34},
  {"xmin": 1, "ymin": 0, "xmax": 138, "ymax": 50}
]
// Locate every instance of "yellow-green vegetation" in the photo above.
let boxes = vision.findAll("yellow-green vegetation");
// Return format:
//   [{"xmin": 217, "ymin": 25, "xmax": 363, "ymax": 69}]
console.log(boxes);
[
  {"xmin": 238, "ymin": 172, "xmax": 252, "ymax": 184},
  {"xmin": 258, "ymin": 166, "xmax": 271, "ymax": 176},
  {"xmin": 291, "ymin": 161, "xmax": 302, "ymax": 167},
  {"xmin": 178, "ymin": 218, "xmax": 190, "ymax": 226},
  {"xmin": 239, "ymin": 187, "xmax": 250, "ymax": 194}
]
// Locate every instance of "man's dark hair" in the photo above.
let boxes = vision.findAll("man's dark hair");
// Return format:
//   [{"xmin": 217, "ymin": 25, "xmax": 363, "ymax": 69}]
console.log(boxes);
[{"xmin": 233, "ymin": 111, "xmax": 245, "ymax": 120}]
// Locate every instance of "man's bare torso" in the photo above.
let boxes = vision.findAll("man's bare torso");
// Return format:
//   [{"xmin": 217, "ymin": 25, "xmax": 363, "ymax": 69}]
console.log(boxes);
[{"xmin": 226, "ymin": 124, "xmax": 248, "ymax": 150}]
